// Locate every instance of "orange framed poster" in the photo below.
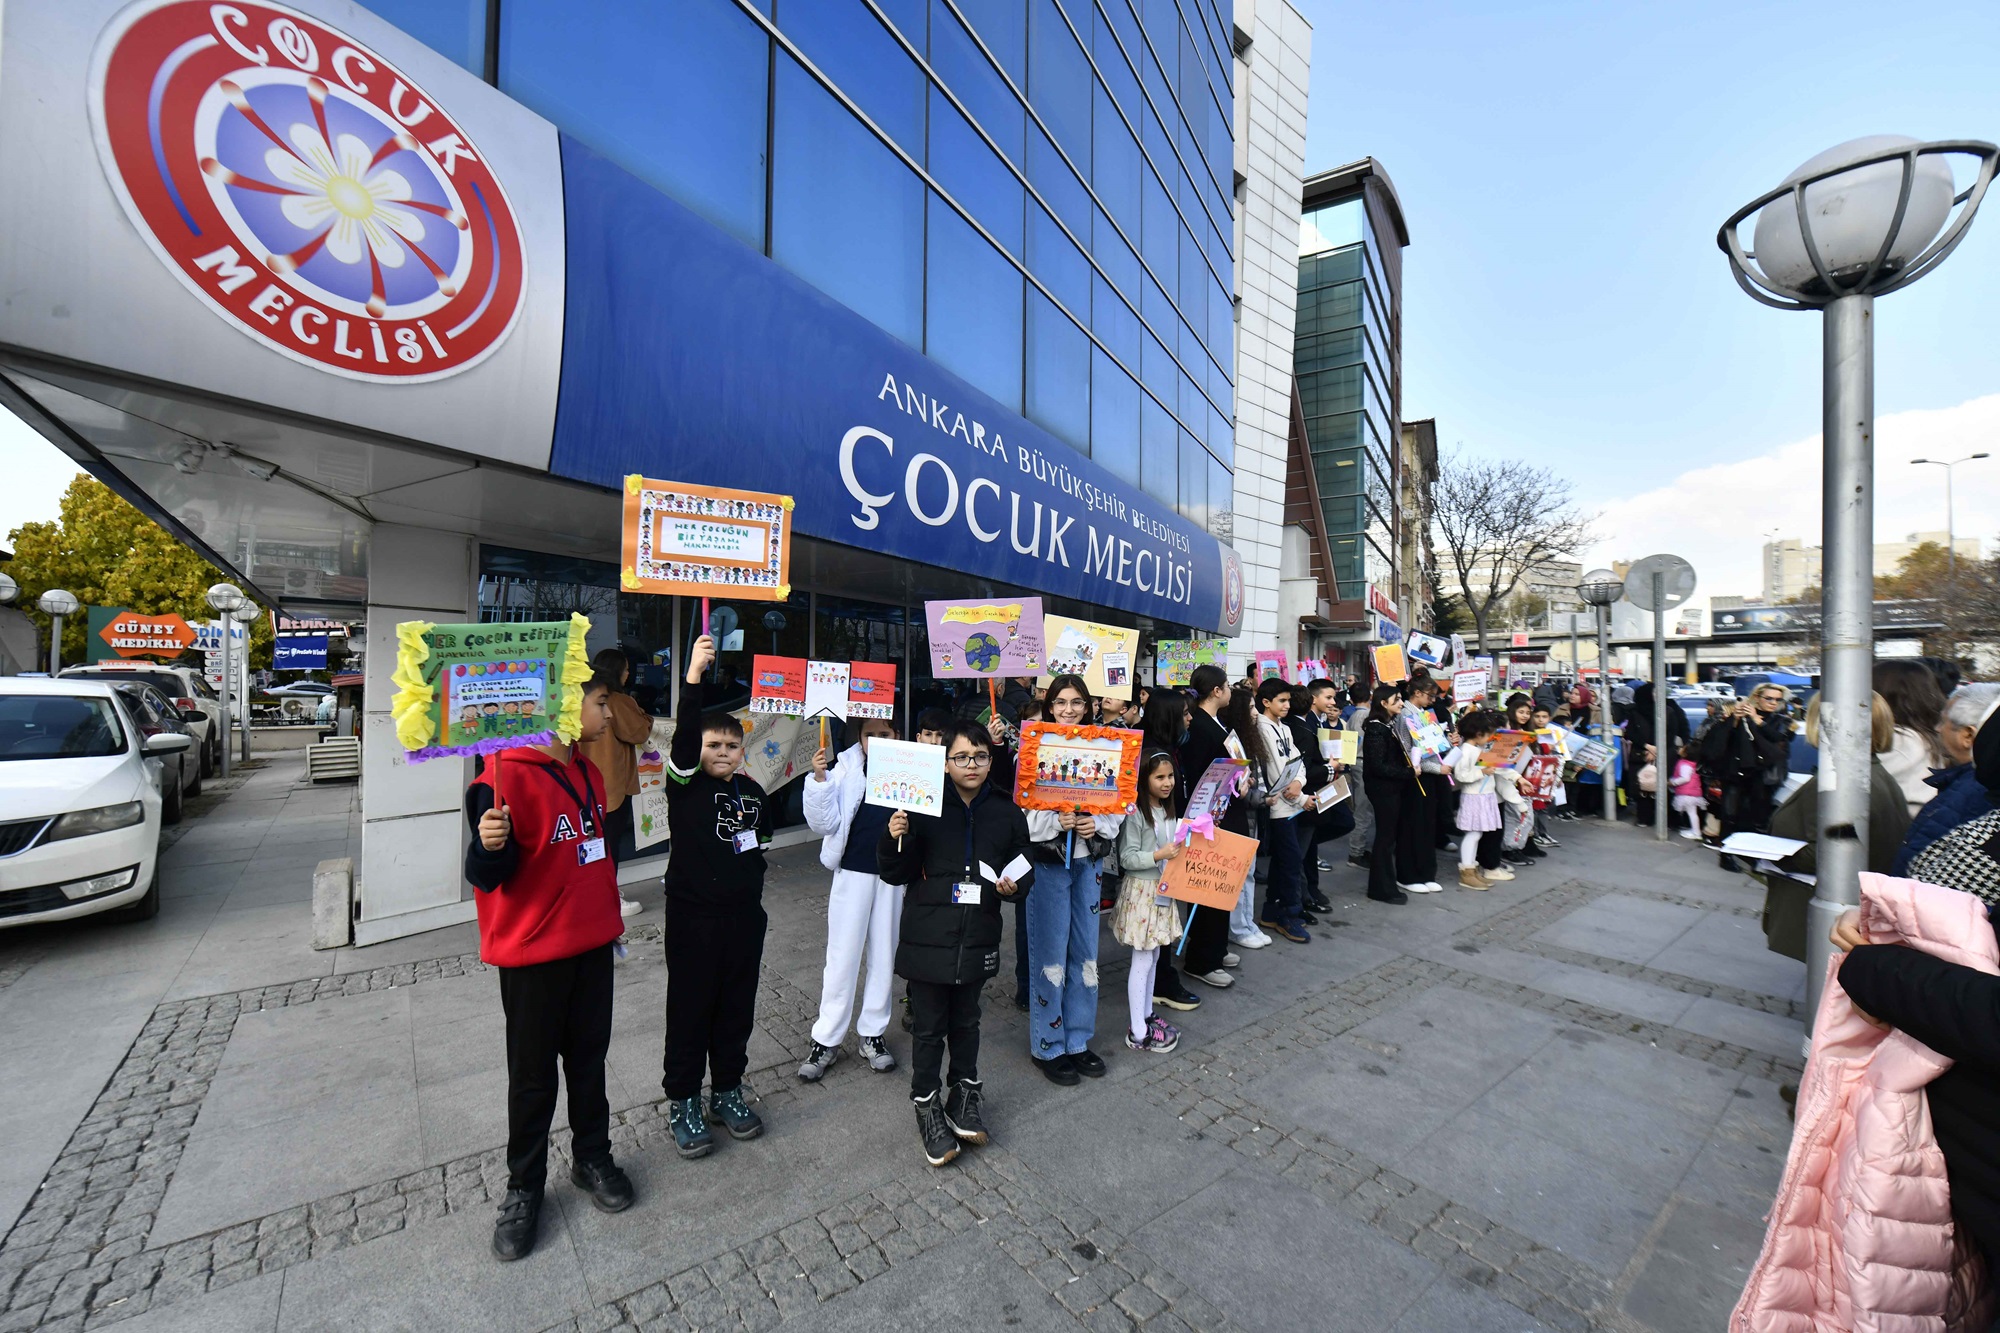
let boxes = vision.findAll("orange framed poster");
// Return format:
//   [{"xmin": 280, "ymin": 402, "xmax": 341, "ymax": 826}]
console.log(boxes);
[
  {"xmin": 1014, "ymin": 721, "xmax": 1143, "ymax": 814},
  {"xmin": 621, "ymin": 475, "xmax": 793, "ymax": 600}
]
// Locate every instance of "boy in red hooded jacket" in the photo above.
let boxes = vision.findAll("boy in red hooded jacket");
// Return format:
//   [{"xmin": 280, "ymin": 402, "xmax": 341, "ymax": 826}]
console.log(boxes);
[{"xmin": 463, "ymin": 675, "xmax": 634, "ymax": 1262}]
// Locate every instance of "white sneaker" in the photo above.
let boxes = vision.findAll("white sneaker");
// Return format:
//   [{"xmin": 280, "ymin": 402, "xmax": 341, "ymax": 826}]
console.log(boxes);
[
  {"xmin": 1232, "ymin": 930, "xmax": 1272, "ymax": 949},
  {"xmin": 1679, "ymin": 829, "xmax": 1702, "ymax": 840},
  {"xmin": 1404, "ymin": 882, "xmax": 1444, "ymax": 895},
  {"xmin": 1221, "ymin": 952, "xmax": 1241, "ymax": 968},
  {"xmin": 1191, "ymin": 968, "xmax": 1235, "ymax": 988},
  {"xmin": 619, "ymin": 897, "xmax": 642, "ymax": 917}
]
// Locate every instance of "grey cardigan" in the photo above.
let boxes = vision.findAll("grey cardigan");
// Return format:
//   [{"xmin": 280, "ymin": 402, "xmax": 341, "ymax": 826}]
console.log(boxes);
[{"xmin": 1117, "ymin": 808, "xmax": 1177, "ymax": 882}]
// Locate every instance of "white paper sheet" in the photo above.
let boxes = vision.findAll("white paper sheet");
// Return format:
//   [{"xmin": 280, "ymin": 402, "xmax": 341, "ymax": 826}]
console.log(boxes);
[{"xmin": 1720, "ymin": 832, "xmax": 1809, "ymax": 860}]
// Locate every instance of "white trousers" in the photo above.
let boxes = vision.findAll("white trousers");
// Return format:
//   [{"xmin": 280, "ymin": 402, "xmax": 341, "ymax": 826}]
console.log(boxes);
[{"xmin": 811, "ymin": 868, "xmax": 905, "ymax": 1046}]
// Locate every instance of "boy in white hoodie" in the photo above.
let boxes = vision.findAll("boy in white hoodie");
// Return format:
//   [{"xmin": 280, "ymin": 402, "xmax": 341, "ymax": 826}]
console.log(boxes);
[{"xmin": 798, "ymin": 716, "xmax": 902, "ymax": 1081}]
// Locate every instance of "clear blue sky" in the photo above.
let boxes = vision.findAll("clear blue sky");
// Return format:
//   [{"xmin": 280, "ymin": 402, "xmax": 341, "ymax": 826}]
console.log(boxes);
[{"xmin": 1291, "ymin": 0, "xmax": 2000, "ymax": 508}]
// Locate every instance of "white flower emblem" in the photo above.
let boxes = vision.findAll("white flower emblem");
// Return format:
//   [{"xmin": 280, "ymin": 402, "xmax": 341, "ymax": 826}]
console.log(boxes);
[{"xmin": 268, "ymin": 122, "xmax": 423, "ymax": 276}]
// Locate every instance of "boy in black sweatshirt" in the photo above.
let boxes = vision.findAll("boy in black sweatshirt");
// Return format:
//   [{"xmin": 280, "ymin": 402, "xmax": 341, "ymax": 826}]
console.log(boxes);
[
  {"xmin": 661, "ymin": 634, "xmax": 771, "ymax": 1158},
  {"xmin": 878, "ymin": 720, "xmax": 1033, "ymax": 1167}
]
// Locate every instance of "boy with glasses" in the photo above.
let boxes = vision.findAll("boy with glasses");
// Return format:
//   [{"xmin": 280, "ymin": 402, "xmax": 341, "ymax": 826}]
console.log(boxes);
[{"xmin": 879, "ymin": 722, "xmax": 1033, "ymax": 1166}]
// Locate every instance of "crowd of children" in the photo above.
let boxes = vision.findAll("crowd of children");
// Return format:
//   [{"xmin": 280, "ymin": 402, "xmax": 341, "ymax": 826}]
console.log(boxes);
[{"xmin": 460, "ymin": 646, "xmax": 1594, "ymax": 1259}]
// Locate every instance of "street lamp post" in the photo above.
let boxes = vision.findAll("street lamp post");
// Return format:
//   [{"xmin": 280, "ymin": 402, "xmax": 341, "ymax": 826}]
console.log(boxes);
[
  {"xmin": 1719, "ymin": 135, "xmax": 1997, "ymax": 1030},
  {"xmin": 1909, "ymin": 453, "xmax": 1990, "ymax": 582},
  {"xmin": 206, "ymin": 583, "xmax": 246, "ymax": 779},
  {"xmin": 1578, "ymin": 571, "xmax": 1626, "ymax": 823},
  {"xmin": 232, "ymin": 603, "xmax": 260, "ymax": 764},
  {"xmin": 36, "ymin": 589, "xmax": 79, "ymax": 675}
]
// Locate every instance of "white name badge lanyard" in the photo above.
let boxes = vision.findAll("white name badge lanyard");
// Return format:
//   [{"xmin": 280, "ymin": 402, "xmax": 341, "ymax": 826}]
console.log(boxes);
[
  {"xmin": 953, "ymin": 788, "xmax": 985, "ymax": 905},
  {"xmin": 540, "ymin": 763, "xmax": 606, "ymax": 866}
]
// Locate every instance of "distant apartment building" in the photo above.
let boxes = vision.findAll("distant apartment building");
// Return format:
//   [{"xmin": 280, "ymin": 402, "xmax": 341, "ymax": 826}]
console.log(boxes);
[{"xmin": 1761, "ymin": 538, "xmax": 1822, "ymax": 603}]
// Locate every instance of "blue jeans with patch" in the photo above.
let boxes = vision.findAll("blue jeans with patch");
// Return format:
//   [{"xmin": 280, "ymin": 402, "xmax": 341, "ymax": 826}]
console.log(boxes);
[{"xmin": 1026, "ymin": 855, "xmax": 1100, "ymax": 1059}]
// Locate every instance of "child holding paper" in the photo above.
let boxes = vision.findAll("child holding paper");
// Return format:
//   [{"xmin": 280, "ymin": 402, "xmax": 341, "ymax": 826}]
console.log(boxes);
[
  {"xmin": 660, "ymin": 634, "xmax": 772, "ymax": 1159},
  {"xmin": 1114, "ymin": 753, "xmax": 1185, "ymax": 1054},
  {"xmin": 1448, "ymin": 711, "xmax": 1511, "ymax": 890},
  {"xmin": 797, "ymin": 714, "xmax": 904, "ymax": 1082},
  {"xmin": 878, "ymin": 721, "xmax": 1033, "ymax": 1167}
]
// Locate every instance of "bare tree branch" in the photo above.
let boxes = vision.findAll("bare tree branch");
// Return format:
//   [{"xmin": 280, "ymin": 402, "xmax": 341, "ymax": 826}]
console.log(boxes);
[{"xmin": 1430, "ymin": 452, "xmax": 1595, "ymax": 651}]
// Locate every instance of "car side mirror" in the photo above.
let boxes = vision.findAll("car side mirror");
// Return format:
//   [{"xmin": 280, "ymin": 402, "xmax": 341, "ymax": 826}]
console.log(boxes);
[{"xmin": 144, "ymin": 733, "xmax": 194, "ymax": 756}]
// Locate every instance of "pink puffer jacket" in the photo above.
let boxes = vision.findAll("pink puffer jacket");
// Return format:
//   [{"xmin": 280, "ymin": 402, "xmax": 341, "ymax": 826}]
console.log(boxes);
[{"xmin": 1732, "ymin": 874, "xmax": 1998, "ymax": 1332}]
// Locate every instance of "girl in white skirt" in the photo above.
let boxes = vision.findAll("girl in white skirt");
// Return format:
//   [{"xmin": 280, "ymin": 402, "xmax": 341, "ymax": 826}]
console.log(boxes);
[
  {"xmin": 1115, "ymin": 752, "xmax": 1186, "ymax": 1054},
  {"xmin": 1450, "ymin": 711, "xmax": 1505, "ymax": 890}
]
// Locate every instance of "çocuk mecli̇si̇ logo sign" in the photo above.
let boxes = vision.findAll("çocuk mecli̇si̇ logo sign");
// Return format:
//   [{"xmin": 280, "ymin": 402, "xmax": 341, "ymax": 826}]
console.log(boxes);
[{"xmin": 88, "ymin": 0, "xmax": 525, "ymax": 381}]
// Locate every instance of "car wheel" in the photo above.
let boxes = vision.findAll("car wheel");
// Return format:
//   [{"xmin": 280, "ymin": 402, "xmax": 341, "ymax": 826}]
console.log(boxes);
[
  {"xmin": 200, "ymin": 731, "xmax": 216, "ymax": 778},
  {"xmin": 163, "ymin": 764, "xmax": 185, "ymax": 825},
  {"xmin": 108, "ymin": 868, "xmax": 160, "ymax": 923},
  {"xmin": 186, "ymin": 754, "xmax": 203, "ymax": 796}
]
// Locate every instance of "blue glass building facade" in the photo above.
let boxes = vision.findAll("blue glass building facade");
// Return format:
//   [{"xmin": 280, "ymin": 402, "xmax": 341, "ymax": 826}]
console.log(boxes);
[{"xmin": 367, "ymin": 0, "xmax": 1237, "ymax": 535}]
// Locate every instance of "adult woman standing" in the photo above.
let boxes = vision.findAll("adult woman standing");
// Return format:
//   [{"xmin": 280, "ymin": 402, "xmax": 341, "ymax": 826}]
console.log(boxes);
[
  {"xmin": 1874, "ymin": 659, "xmax": 1948, "ymax": 817},
  {"xmin": 578, "ymin": 647, "xmax": 653, "ymax": 917},
  {"xmin": 1182, "ymin": 666, "xmax": 1269, "ymax": 958},
  {"xmin": 1021, "ymin": 674, "xmax": 1124, "ymax": 1084},
  {"xmin": 1361, "ymin": 684, "xmax": 1421, "ymax": 904},
  {"xmin": 1251, "ymin": 678, "xmax": 1310, "ymax": 941}
]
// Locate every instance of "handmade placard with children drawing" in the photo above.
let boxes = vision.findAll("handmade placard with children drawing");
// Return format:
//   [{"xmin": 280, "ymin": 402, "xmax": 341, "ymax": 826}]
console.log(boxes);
[
  {"xmin": 803, "ymin": 660, "xmax": 851, "ymax": 721},
  {"xmin": 1014, "ymin": 721, "xmax": 1143, "ymax": 815},
  {"xmin": 621, "ymin": 475, "xmax": 792, "ymax": 600},
  {"xmin": 862, "ymin": 739, "xmax": 946, "ymax": 818},
  {"xmin": 1038, "ymin": 616, "xmax": 1138, "ymax": 699},
  {"xmin": 846, "ymin": 662, "xmax": 896, "ymax": 719},
  {"xmin": 749, "ymin": 656, "xmax": 807, "ymax": 714},
  {"xmin": 389, "ymin": 615, "xmax": 591, "ymax": 762}
]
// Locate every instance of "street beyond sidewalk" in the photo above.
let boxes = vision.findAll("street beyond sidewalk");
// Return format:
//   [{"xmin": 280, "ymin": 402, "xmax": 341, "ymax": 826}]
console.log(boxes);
[{"xmin": 0, "ymin": 764, "xmax": 1799, "ymax": 1332}]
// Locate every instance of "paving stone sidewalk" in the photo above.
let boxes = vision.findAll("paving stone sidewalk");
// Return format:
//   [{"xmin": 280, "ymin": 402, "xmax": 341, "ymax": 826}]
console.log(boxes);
[{"xmin": 0, "ymin": 766, "xmax": 1803, "ymax": 1332}]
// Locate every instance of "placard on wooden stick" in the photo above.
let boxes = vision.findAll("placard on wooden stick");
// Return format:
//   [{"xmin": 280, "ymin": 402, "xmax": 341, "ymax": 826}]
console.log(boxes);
[
  {"xmin": 1160, "ymin": 828, "xmax": 1260, "ymax": 912},
  {"xmin": 621, "ymin": 475, "xmax": 792, "ymax": 600}
]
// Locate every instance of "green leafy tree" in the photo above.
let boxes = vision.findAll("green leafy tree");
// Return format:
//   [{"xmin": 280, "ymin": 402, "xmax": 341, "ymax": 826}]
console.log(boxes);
[{"xmin": 7, "ymin": 474, "xmax": 273, "ymax": 668}]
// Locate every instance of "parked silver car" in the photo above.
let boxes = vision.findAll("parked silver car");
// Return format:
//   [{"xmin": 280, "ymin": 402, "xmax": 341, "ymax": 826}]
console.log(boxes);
[
  {"xmin": 106, "ymin": 682, "xmax": 201, "ymax": 824},
  {"xmin": 61, "ymin": 663, "xmax": 224, "ymax": 776}
]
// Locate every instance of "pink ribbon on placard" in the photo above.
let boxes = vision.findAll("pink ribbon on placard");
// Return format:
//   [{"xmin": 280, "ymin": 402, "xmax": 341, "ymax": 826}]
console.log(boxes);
[{"xmin": 1179, "ymin": 813, "xmax": 1216, "ymax": 844}]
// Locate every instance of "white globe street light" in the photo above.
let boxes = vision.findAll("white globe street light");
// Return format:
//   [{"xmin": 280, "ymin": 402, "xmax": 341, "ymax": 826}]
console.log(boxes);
[
  {"xmin": 1719, "ymin": 136, "xmax": 1997, "ymax": 1033},
  {"xmin": 0, "ymin": 572, "xmax": 17, "ymax": 605},
  {"xmin": 1576, "ymin": 571, "xmax": 1624, "ymax": 824},
  {"xmin": 204, "ymin": 583, "xmax": 246, "ymax": 776},
  {"xmin": 36, "ymin": 588, "xmax": 79, "ymax": 676},
  {"xmin": 230, "ymin": 602, "xmax": 259, "ymax": 764}
]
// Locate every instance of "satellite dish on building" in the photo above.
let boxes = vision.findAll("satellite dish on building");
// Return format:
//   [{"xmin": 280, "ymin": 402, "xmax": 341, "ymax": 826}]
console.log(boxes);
[{"xmin": 1623, "ymin": 554, "xmax": 1697, "ymax": 612}]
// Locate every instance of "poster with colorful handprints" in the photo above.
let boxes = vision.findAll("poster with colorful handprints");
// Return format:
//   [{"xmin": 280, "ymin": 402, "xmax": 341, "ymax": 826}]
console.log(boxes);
[
  {"xmin": 1038, "ymin": 617, "xmax": 1139, "ymax": 700},
  {"xmin": 924, "ymin": 598, "xmax": 1045, "ymax": 677},
  {"xmin": 389, "ymin": 616, "xmax": 590, "ymax": 762},
  {"xmin": 1014, "ymin": 722, "xmax": 1143, "ymax": 814},
  {"xmin": 620, "ymin": 475, "xmax": 793, "ymax": 600},
  {"xmin": 1154, "ymin": 639, "xmax": 1226, "ymax": 686}
]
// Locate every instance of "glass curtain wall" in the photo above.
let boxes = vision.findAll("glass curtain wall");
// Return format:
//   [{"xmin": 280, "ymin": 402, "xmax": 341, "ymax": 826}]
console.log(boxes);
[
  {"xmin": 375, "ymin": 0, "xmax": 1237, "ymax": 535},
  {"xmin": 1295, "ymin": 196, "xmax": 1398, "ymax": 603}
]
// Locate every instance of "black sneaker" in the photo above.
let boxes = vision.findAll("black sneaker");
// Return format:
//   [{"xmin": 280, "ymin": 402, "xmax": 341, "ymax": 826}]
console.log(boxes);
[
  {"xmin": 1348, "ymin": 852, "xmax": 1373, "ymax": 868},
  {"xmin": 1306, "ymin": 890, "xmax": 1334, "ymax": 914},
  {"xmin": 1037, "ymin": 1054, "xmax": 1080, "ymax": 1085},
  {"xmin": 667, "ymin": 1097, "xmax": 714, "ymax": 1159},
  {"xmin": 943, "ymin": 1079, "xmax": 990, "ymax": 1145},
  {"xmin": 568, "ymin": 1157, "xmax": 634, "ymax": 1213},
  {"xmin": 491, "ymin": 1187, "xmax": 541, "ymax": 1261},
  {"xmin": 705, "ymin": 1085, "xmax": 764, "ymax": 1140},
  {"xmin": 1316, "ymin": 859, "xmax": 1334, "ymax": 872},
  {"xmin": 913, "ymin": 1092, "xmax": 960, "ymax": 1166},
  {"xmin": 1151, "ymin": 984, "xmax": 1200, "ymax": 1012},
  {"xmin": 1070, "ymin": 1049, "xmax": 1107, "ymax": 1078}
]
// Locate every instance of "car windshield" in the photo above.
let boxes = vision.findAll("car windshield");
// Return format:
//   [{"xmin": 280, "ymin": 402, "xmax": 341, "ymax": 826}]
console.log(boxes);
[{"xmin": 0, "ymin": 694, "xmax": 128, "ymax": 760}]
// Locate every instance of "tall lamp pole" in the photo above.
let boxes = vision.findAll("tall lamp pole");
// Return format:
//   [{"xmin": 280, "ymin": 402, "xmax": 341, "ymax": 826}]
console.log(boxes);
[
  {"xmin": 1720, "ymin": 135, "xmax": 1996, "ymax": 1030},
  {"xmin": 1909, "ymin": 453, "xmax": 1990, "ymax": 582},
  {"xmin": 231, "ymin": 602, "xmax": 260, "ymax": 764},
  {"xmin": 1578, "ymin": 571, "xmax": 1626, "ymax": 823},
  {"xmin": 37, "ymin": 589, "xmax": 79, "ymax": 676},
  {"xmin": 206, "ymin": 583, "xmax": 246, "ymax": 779}
]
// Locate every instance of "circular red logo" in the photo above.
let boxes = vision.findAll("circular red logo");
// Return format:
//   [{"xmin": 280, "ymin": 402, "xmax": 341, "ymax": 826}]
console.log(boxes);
[{"xmin": 89, "ymin": 0, "xmax": 525, "ymax": 382}]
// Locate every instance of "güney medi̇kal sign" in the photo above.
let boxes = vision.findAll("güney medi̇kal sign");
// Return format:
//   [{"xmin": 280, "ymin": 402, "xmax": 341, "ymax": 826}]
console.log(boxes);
[{"xmin": 88, "ymin": 0, "xmax": 526, "ymax": 381}]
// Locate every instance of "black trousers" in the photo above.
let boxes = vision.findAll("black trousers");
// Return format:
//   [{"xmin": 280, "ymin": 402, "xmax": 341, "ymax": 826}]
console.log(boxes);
[
  {"xmin": 499, "ymin": 943, "xmax": 614, "ymax": 1192},
  {"xmin": 1366, "ymin": 780, "xmax": 1408, "ymax": 899},
  {"xmin": 1397, "ymin": 781, "xmax": 1441, "ymax": 885},
  {"xmin": 1179, "ymin": 890, "xmax": 1230, "ymax": 973},
  {"xmin": 662, "ymin": 902, "xmax": 767, "ymax": 1101},
  {"xmin": 907, "ymin": 978, "xmax": 982, "ymax": 1098},
  {"xmin": 604, "ymin": 799, "xmax": 636, "ymax": 866},
  {"xmin": 1477, "ymin": 828, "xmax": 1502, "ymax": 871}
]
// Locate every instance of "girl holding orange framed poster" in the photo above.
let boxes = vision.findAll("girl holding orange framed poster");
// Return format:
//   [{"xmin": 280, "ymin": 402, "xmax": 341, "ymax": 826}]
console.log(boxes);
[
  {"xmin": 1013, "ymin": 676, "xmax": 1141, "ymax": 1084},
  {"xmin": 620, "ymin": 475, "xmax": 794, "ymax": 601}
]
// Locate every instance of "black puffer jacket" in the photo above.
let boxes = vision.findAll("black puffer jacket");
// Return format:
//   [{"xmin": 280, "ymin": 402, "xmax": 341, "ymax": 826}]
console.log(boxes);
[
  {"xmin": 1361, "ymin": 717, "xmax": 1412, "ymax": 792},
  {"xmin": 878, "ymin": 784, "xmax": 1035, "ymax": 985}
]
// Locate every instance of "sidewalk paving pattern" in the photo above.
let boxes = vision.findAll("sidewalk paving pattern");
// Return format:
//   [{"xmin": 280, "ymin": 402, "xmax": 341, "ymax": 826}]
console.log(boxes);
[{"xmin": 0, "ymin": 764, "xmax": 1803, "ymax": 1332}]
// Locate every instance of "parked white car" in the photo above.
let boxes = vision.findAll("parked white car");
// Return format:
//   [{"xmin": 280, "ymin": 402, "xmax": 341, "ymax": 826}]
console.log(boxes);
[
  {"xmin": 0, "ymin": 678, "xmax": 192, "ymax": 927},
  {"xmin": 61, "ymin": 662, "xmax": 224, "ymax": 776}
]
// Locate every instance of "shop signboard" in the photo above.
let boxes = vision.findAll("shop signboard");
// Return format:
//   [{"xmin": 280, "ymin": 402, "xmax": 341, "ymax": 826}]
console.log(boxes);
[
  {"xmin": 273, "ymin": 634, "xmax": 328, "ymax": 671},
  {"xmin": 86, "ymin": 607, "xmax": 198, "ymax": 661}
]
